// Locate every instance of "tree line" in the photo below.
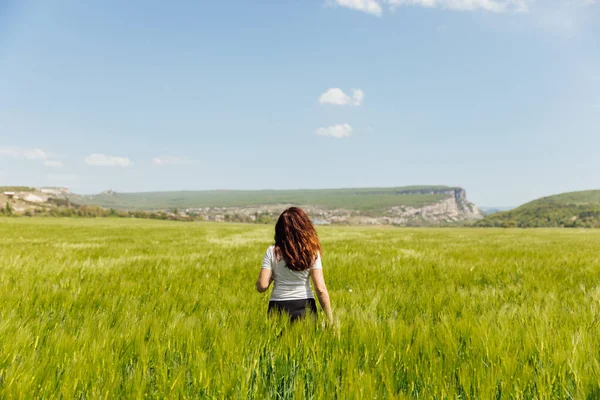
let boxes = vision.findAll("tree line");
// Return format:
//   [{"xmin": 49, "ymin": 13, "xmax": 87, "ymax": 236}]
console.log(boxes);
[
  {"xmin": 0, "ymin": 201, "xmax": 278, "ymax": 224},
  {"xmin": 475, "ymin": 204, "xmax": 600, "ymax": 228}
]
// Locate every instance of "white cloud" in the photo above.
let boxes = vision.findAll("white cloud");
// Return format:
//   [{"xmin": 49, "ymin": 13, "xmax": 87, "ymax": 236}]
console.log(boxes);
[
  {"xmin": 0, "ymin": 146, "xmax": 50, "ymax": 160},
  {"xmin": 0, "ymin": 147, "xmax": 21, "ymax": 158},
  {"xmin": 315, "ymin": 124, "xmax": 353, "ymax": 139},
  {"xmin": 351, "ymin": 89, "xmax": 365, "ymax": 106},
  {"xmin": 319, "ymin": 88, "xmax": 350, "ymax": 105},
  {"xmin": 331, "ymin": 0, "xmax": 383, "ymax": 15},
  {"xmin": 44, "ymin": 160, "xmax": 64, "ymax": 168},
  {"xmin": 387, "ymin": 0, "xmax": 531, "ymax": 13},
  {"xmin": 152, "ymin": 156, "xmax": 197, "ymax": 166},
  {"xmin": 319, "ymin": 88, "xmax": 365, "ymax": 106},
  {"xmin": 0, "ymin": 146, "xmax": 67, "ymax": 169},
  {"xmin": 329, "ymin": 0, "xmax": 532, "ymax": 14},
  {"xmin": 85, "ymin": 154, "xmax": 132, "ymax": 167},
  {"xmin": 23, "ymin": 148, "xmax": 50, "ymax": 160}
]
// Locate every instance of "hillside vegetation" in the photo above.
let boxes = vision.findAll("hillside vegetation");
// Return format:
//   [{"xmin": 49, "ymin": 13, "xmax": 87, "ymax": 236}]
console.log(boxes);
[
  {"xmin": 477, "ymin": 190, "xmax": 600, "ymax": 228},
  {"xmin": 1, "ymin": 219, "xmax": 599, "ymax": 397},
  {"xmin": 1, "ymin": 185, "xmax": 482, "ymax": 225},
  {"xmin": 0, "ymin": 186, "xmax": 35, "ymax": 192},
  {"xmin": 71, "ymin": 186, "xmax": 456, "ymax": 211}
]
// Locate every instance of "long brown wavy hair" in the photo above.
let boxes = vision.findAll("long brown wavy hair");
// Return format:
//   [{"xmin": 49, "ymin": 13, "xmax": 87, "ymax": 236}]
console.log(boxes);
[{"xmin": 274, "ymin": 207, "xmax": 322, "ymax": 272}]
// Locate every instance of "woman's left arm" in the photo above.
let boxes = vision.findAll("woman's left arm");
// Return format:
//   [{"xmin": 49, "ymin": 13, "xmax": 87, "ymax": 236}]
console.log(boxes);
[{"xmin": 256, "ymin": 268, "xmax": 273, "ymax": 293}]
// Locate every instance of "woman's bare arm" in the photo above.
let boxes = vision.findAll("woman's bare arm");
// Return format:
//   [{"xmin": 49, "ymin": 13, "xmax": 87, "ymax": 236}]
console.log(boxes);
[
  {"xmin": 255, "ymin": 268, "xmax": 273, "ymax": 293},
  {"xmin": 310, "ymin": 268, "xmax": 333, "ymax": 324}
]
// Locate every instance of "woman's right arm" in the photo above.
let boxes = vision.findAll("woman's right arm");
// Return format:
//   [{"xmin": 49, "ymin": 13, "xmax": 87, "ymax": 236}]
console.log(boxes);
[{"xmin": 310, "ymin": 268, "xmax": 333, "ymax": 324}]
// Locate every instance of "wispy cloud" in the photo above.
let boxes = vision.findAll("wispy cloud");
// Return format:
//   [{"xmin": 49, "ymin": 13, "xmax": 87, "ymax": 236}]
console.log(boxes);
[
  {"xmin": 0, "ymin": 146, "xmax": 50, "ymax": 160},
  {"xmin": 328, "ymin": 0, "xmax": 533, "ymax": 15},
  {"xmin": 0, "ymin": 145, "xmax": 64, "ymax": 168},
  {"xmin": 330, "ymin": 0, "xmax": 383, "ymax": 16},
  {"xmin": 315, "ymin": 124, "xmax": 353, "ymax": 139},
  {"xmin": 523, "ymin": 0, "xmax": 600, "ymax": 34},
  {"xmin": 85, "ymin": 154, "xmax": 132, "ymax": 167},
  {"xmin": 44, "ymin": 160, "xmax": 64, "ymax": 168},
  {"xmin": 319, "ymin": 88, "xmax": 365, "ymax": 106},
  {"xmin": 387, "ymin": 0, "xmax": 531, "ymax": 13},
  {"xmin": 152, "ymin": 156, "xmax": 198, "ymax": 166}
]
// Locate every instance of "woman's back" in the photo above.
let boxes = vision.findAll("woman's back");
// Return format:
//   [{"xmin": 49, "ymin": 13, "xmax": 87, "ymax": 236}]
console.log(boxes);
[
  {"xmin": 255, "ymin": 207, "xmax": 332, "ymax": 324},
  {"xmin": 262, "ymin": 245, "xmax": 322, "ymax": 301}
]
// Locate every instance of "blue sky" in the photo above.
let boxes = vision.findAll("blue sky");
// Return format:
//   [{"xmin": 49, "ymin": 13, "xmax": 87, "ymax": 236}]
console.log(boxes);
[{"xmin": 0, "ymin": 0, "xmax": 598, "ymax": 206}]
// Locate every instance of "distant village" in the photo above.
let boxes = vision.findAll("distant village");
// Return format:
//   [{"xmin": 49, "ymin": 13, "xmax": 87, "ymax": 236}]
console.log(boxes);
[{"xmin": 1, "ymin": 187, "xmax": 483, "ymax": 226}]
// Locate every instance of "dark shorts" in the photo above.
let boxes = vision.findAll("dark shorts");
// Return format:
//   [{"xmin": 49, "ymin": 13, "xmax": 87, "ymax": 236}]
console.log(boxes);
[{"xmin": 268, "ymin": 298, "xmax": 317, "ymax": 322}]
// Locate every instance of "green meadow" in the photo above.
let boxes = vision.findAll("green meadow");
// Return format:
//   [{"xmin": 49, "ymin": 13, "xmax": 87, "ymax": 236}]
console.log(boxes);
[{"xmin": 0, "ymin": 218, "xmax": 599, "ymax": 399}]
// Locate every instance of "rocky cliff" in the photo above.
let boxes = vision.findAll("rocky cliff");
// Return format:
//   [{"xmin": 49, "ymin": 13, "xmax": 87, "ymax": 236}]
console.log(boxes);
[
  {"xmin": 0, "ymin": 187, "xmax": 72, "ymax": 214},
  {"xmin": 1, "ymin": 186, "xmax": 484, "ymax": 226},
  {"xmin": 384, "ymin": 188, "xmax": 483, "ymax": 225},
  {"xmin": 181, "ymin": 188, "xmax": 484, "ymax": 226}
]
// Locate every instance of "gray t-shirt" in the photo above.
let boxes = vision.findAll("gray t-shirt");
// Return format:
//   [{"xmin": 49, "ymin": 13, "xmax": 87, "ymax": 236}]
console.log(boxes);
[{"xmin": 261, "ymin": 245, "xmax": 322, "ymax": 301}]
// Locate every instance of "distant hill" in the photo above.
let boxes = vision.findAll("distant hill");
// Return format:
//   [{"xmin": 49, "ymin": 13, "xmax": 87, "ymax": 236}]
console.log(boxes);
[
  {"xmin": 0, "ymin": 187, "xmax": 191, "ymax": 221},
  {"xmin": 0, "ymin": 186, "xmax": 72, "ymax": 213},
  {"xmin": 1, "ymin": 185, "xmax": 484, "ymax": 225},
  {"xmin": 476, "ymin": 190, "xmax": 600, "ymax": 228},
  {"xmin": 71, "ymin": 186, "xmax": 457, "ymax": 211},
  {"xmin": 69, "ymin": 185, "xmax": 483, "ymax": 225},
  {"xmin": 479, "ymin": 206, "xmax": 515, "ymax": 215}
]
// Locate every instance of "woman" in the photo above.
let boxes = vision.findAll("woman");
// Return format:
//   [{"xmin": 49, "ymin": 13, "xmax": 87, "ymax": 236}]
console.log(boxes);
[{"xmin": 256, "ymin": 207, "xmax": 333, "ymax": 324}]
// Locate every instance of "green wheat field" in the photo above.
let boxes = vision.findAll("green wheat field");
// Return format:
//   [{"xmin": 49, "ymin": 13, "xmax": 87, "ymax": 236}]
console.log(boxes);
[{"xmin": 1, "ymin": 218, "xmax": 599, "ymax": 399}]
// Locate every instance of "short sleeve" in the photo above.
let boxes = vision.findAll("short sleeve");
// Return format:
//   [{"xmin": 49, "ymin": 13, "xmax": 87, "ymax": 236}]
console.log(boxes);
[
  {"xmin": 261, "ymin": 247, "xmax": 273, "ymax": 270},
  {"xmin": 311, "ymin": 252, "xmax": 322, "ymax": 270}
]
